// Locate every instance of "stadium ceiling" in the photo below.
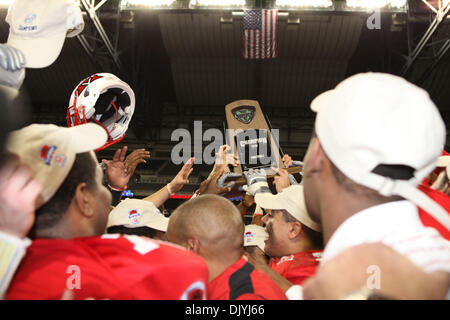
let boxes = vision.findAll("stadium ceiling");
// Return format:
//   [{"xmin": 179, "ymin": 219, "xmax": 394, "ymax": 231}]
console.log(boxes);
[
  {"xmin": 119, "ymin": 0, "xmax": 408, "ymax": 12},
  {"xmin": 87, "ymin": 2, "xmax": 450, "ymax": 110},
  {"xmin": 1, "ymin": 0, "xmax": 450, "ymax": 193},
  {"xmin": 69, "ymin": 0, "xmax": 450, "ymax": 91}
]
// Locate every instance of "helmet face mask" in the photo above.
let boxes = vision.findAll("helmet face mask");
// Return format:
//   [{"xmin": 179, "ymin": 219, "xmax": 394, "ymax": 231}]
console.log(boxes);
[{"xmin": 67, "ymin": 73, "xmax": 135, "ymax": 151}]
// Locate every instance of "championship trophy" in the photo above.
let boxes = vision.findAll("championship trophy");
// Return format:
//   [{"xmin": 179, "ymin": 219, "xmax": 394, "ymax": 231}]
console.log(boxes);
[{"xmin": 219, "ymin": 99, "xmax": 303, "ymax": 190}]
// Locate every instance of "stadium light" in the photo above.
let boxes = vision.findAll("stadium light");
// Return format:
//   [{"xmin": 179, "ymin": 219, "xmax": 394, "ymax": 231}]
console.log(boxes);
[
  {"xmin": 276, "ymin": 0, "xmax": 333, "ymax": 8},
  {"xmin": 346, "ymin": 0, "xmax": 407, "ymax": 9},
  {"xmin": 0, "ymin": 0, "xmax": 12, "ymax": 7},
  {"xmin": 192, "ymin": 0, "xmax": 246, "ymax": 6},
  {"xmin": 390, "ymin": 0, "xmax": 407, "ymax": 8},
  {"xmin": 120, "ymin": 0, "xmax": 177, "ymax": 7}
]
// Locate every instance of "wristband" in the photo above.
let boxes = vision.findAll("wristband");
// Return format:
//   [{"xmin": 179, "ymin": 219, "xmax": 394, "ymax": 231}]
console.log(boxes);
[
  {"xmin": 191, "ymin": 192, "xmax": 200, "ymax": 199},
  {"xmin": 108, "ymin": 184, "xmax": 126, "ymax": 192},
  {"xmin": 0, "ymin": 232, "xmax": 31, "ymax": 248},
  {"xmin": 166, "ymin": 183, "xmax": 175, "ymax": 196},
  {"xmin": 285, "ymin": 285, "xmax": 303, "ymax": 300},
  {"xmin": 0, "ymin": 232, "xmax": 31, "ymax": 298}
]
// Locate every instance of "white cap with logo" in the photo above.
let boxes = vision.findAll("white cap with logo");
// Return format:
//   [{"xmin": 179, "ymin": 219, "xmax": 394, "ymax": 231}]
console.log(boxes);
[
  {"xmin": 244, "ymin": 224, "xmax": 268, "ymax": 252},
  {"xmin": 6, "ymin": 123, "xmax": 107, "ymax": 207},
  {"xmin": 311, "ymin": 72, "xmax": 449, "ymax": 230},
  {"xmin": 255, "ymin": 185, "xmax": 321, "ymax": 232},
  {"xmin": 107, "ymin": 198, "xmax": 169, "ymax": 232},
  {"xmin": 6, "ymin": 0, "xmax": 84, "ymax": 68}
]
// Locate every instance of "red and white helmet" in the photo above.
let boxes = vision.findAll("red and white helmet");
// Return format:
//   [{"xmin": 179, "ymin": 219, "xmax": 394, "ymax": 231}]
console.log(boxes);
[{"xmin": 67, "ymin": 73, "xmax": 135, "ymax": 151}]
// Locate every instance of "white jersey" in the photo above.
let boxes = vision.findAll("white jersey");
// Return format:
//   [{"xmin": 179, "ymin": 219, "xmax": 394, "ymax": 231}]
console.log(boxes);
[{"xmin": 322, "ymin": 200, "xmax": 450, "ymax": 273}]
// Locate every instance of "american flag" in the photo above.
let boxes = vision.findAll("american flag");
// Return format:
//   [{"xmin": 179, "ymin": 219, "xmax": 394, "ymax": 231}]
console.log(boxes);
[{"xmin": 243, "ymin": 9, "xmax": 278, "ymax": 59}]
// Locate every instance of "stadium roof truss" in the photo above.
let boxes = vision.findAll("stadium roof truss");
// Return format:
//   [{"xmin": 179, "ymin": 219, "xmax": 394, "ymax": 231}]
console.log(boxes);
[
  {"xmin": 77, "ymin": 0, "xmax": 123, "ymax": 73},
  {"xmin": 400, "ymin": 0, "xmax": 450, "ymax": 84},
  {"xmin": 80, "ymin": 0, "xmax": 450, "ymax": 83}
]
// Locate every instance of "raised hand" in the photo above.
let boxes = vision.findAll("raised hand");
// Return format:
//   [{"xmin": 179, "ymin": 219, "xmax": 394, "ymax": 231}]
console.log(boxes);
[
  {"xmin": 103, "ymin": 146, "xmax": 129, "ymax": 190},
  {"xmin": 282, "ymin": 154, "xmax": 293, "ymax": 168},
  {"xmin": 272, "ymin": 167, "xmax": 290, "ymax": 193},
  {"xmin": 124, "ymin": 148, "xmax": 150, "ymax": 177},
  {"xmin": 168, "ymin": 157, "xmax": 195, "ymax": 194},
  {"xmin": 210, "ymin": 145, "xmax": 238, "ymax": 177},
  {"xmin": 196, "ymin": 168, "xmax": 232, "ymax": 196},
  {"xmin": 282, "ymin": 154, "xmax": 303, "ymax": 168},
  {"xmin": 272, "ymin": 167, "xmax": 299, "ymax": 193},
  {"xmin": 0, "ymin": 154, "xmax": 42, "ymax": 238}
]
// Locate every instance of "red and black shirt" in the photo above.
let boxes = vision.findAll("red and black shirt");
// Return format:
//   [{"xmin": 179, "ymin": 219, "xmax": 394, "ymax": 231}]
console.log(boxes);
[
  {"xmin": 270, "ymin": 250, "xmax": 322, "ymax": 286},
  {"xmin": 6, "ymin": 234, "xmax": 209, "ymax": 300},
  {"xmin": 418, "ymin": 184, "xmax": 450, "ymax": 240},
  {"xmin": 207, "ymin": 257, "xmax": 287, "ymax": 300}
]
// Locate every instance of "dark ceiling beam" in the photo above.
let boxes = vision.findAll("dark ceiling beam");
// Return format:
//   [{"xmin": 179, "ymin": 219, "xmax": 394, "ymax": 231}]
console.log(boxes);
[
  {"xmin": 416, "ymin": 38, "xmax": 450, "ymax": 84},
  {"xmin": 400, "ymin": 0, "xmax": 450, "ymax": 78},
  {"xmin": 78, "ymin": 0, "xmax": 123, "ymax": 72}
]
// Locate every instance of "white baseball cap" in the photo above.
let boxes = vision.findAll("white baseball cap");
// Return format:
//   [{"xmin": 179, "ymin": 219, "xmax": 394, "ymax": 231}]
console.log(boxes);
[
  {"xmin": 311, "ymin": 72, "xmax": 449, "ymax": 230},
  {"xmin": 107, "ymin": 198, "xmax": 169, "ymax": 232},
  {"xmin": 244, "ymin": 224, "xmax": 268, "ymax": 252},
  {"xmin": 255, "ymin": 185, "xmax": 321, "ymax": 232},
  {"xmin": 6, "ymin": 123, "xmax": 107, "ymax": 207},
  {"xmin": 6, "ymin": 0, "xmax": 84, "ymax": 68}
]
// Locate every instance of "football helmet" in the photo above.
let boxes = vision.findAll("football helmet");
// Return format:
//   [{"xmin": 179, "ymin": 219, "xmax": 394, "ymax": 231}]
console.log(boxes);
[{"xmin": 67, "ymin": 73, "xmax": 135, "ymax": 151}]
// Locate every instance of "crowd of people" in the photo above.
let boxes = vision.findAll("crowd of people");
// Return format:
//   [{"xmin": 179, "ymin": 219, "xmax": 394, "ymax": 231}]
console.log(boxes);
[{"xmin": 0, "ymin": 0, "xmax": 449, "ymax": 301}]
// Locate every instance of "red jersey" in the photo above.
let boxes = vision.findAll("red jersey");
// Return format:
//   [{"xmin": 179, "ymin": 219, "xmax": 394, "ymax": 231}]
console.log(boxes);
[
  {"xmin": 6, "ymin": 234, "xmax": 209, "ymax": 300},
  {"xmin": 270, "ymin": 250, "xmax": 322, "ymax": 286},
  {"xmin": 418, "ymin": 184, "xmax": 450, "ymax": 240},
  {"xmin": 207, "ymin": 257, "xmax": 287, "ymax": 300}
]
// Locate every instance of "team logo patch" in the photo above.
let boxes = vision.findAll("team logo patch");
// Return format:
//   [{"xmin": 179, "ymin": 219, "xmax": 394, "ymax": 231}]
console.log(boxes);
[
  {"xmin": 25, "ymin": 13, "xmax": 36, "ymax": 24},
  {"xmin": 180, "ymin": 281, "xmax": 206, "ymax": 300},
  {"xmin": 128, "ymin": 209, "xmax": 141, "ymax": 225},
  {"xmin": 55, "ymin": 155, "xmax": 67, "ymax": 168},
  {"xmin": 19, "ymin": 13, "xmax": 37, "ymax": 31},
  {"xmin": 232, "ymin": 106, "xmax": 255, "ymax": 124},
  {"xmin": 277, "ymin": 254, "xmax": 294, "ymax": 266},
  {"xmin": 244, "ymin": 231, "xmax": 254, "ymax": 244},
  {"xmin": 312, "ymin": 252, "xmax": 323, "ymax": 262},
  {"xmin": 39, "ymin": 145, "xmax": 57, "ymax": 165}
]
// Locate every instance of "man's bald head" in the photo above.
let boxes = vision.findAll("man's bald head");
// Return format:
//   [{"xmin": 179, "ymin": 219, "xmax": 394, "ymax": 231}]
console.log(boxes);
[{"xmin": 167, "ymin": 195, "xmax": 244, "ymax": 257}]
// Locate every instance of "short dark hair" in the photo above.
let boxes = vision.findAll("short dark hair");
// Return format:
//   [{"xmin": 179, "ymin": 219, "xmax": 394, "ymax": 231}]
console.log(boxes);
[
  {"xmin": 281, "ymin": 210, "xmax": 324, "ymax": 250},
  {"xmin": 329, "ymin": 160, "xmax": 406, "ymax": 203},
  {"xmin": 33, "ymin": 152, "xmax": 98, "ymax": 232},
  {"xmin": 106, "ymin": 225, "xmax": 159, "ymax": 238}
]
